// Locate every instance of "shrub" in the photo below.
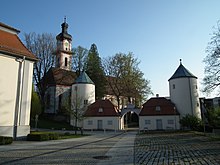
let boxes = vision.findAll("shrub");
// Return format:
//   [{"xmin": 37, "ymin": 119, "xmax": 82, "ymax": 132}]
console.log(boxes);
[
  {"xmin": 27, "ymin": 133, "xmax": 49, "ymax": 141},
  {"xmin": 27, "ymin": 132, "xmax": 59, "ymax": 141},
  {"xmin": 180, "ymin": 114, "xmax": 202, "ymax": 131},
  {"xmin": 0, "ymin": 136, "xmax": 13, "ymax": 145},
  {"xmin": 48, "ymin": 133, "xmax": 59, "ymax": 140}
]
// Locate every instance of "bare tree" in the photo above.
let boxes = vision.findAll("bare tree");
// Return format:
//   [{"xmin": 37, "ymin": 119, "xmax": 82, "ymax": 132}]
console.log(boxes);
[
  {"xmin": 72, "ymin": 46, "xmax": 88, "ymax": 75},
  {"xmin": 203, "ymin": 21, "xmax": 220, "ymax": 95},
  {"xmin": 24, "ymin": 32, "xmax": 56, "ymax": 109}
]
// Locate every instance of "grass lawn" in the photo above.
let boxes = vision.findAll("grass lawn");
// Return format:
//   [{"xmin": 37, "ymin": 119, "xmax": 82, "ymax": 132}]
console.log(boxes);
[{"xmin": 30, "ymin": 117, "xmax": 74, "ymax": 130}]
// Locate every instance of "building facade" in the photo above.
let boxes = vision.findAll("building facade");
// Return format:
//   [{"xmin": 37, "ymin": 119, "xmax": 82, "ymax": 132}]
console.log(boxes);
[
  {"xmin": 0, "ymin": 22, "xmax": 37, "ymax": 138},
  {"xmin": 139, "ymin": 97, "xmax": 180, "ymax": 131}
]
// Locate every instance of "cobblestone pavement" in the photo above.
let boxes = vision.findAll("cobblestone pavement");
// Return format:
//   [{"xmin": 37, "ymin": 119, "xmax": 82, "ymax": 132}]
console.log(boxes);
[
  {"xmin": 134, "ymin": 132, "xmax": 220, "ymax": 165},
  {"xmin": 0, "ymin": 132, "xmax": 125, "ymax": 165}
]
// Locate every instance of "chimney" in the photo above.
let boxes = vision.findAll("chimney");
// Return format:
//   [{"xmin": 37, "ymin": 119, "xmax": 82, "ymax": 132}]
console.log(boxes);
[{"xmin": 156, "ymin": 94, "xmax": 159, "ymax": 97}]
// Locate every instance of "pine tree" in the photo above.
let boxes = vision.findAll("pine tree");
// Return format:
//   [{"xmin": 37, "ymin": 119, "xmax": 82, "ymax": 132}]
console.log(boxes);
[{"xmin": 84, "ymin": 43, "xmax": 106, "ymax": 99}]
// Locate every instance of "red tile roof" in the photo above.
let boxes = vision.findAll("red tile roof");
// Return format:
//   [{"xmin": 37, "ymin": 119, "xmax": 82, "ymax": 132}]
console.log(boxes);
[
  {"xmin": 84, "ymin": 99, "xmax": 120, "ymax": 117},
  {"xmin": 139, "ymin": 97, "xmax": 179, "ymax": 116},
  {"xmin": 42, "ymin": 67, "xmax": 77, "ymax": 86},
  {"xmin": 0, "ymin": 23, "xmax": 37, "ymax": 61}
]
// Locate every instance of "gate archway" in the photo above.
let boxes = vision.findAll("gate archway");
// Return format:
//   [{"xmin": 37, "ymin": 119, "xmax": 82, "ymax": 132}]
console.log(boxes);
[{"xmin": 121, "ymin": 104, "xmax": 141, "ymax": 129}]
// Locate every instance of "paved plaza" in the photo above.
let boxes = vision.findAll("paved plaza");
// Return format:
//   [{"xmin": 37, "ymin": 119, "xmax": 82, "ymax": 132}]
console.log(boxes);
[
  {"xmin": 134, "ymin": 132, "xmax": 220, "ymax": 165},
  {"xmin": 0, "ymin": 131, "xmax": 220, "ymax": 165}
]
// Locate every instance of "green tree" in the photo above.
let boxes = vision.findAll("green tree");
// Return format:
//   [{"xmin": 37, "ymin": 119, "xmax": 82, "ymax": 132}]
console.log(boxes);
[
  {"xmin": 31, "ymin": 86, "xmax": 42, "ymax": 119},
  {"xmin": 84, "ymin": 43, "xmax": 106, "ymax": 99},
  {"xmin": 206, "ymin": 108, "xmax": 220, "ymax": 128},
  {"xmin": 104, "ymin": 52, "xmax": 152, "ymax": 108},
  {"xmin": 203, "ymin": 20, "xmax": 220, "ymax": 95},
  {"xmin": 72, "ymin": 46, "xmax": 88, "ymax": 76},
  {"xmin": 179, "ymin": 114, "xmax": 202, "ymax": 130}
]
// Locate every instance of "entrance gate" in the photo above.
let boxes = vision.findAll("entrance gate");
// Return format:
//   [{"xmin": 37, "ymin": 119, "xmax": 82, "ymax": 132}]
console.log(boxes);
[{"xmin": 121, "ymin": 104, "xmax": 141, "ymax": 129}]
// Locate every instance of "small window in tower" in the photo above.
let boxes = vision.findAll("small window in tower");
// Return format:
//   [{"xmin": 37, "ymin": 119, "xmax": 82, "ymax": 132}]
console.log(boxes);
[
  {"xmin": 66, "ymin": 48, "xmax": 68, "ymax": 51},
  {"xmin": 173, "ymin": 84, "xmax": 175, "ymax": 89},
  {"xmin": 65, "ymin": 57, "xmax": 68, "ymax": 67}
]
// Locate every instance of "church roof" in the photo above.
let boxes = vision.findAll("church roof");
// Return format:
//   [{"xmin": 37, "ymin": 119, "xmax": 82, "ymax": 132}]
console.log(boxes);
[
  {"xmin": 74, "ymin": 71, "xmax": 94, "ymax": 84},
  {"xmin": 42, "ymin": 67, "xmax": 77, "ymax": 86},
  {"xmin": 0, "ymin": 22, "xmax": 37, "ymax": 61},
  {"xmin": 139, "ymin": 97, "xmax": 180, "ymax": 116},
  {"xmin": 84, "ymin": 99, "xmax": 120, "ymax": 117},
  {"xmin": 169, "ymin": 60, "xmax": 197, "ymax": 81}
]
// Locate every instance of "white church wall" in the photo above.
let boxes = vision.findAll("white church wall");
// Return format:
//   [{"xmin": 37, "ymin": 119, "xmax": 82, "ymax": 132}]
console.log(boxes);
[{"xmin": 72, "ymin": 84, "xmax": 95, "ymax": 110}]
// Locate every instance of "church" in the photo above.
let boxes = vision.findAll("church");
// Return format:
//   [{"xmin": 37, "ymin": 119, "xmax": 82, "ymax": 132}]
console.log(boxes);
[{"xmin": 43, "ymin": 20, "xmax": 202, "ymax": 131}]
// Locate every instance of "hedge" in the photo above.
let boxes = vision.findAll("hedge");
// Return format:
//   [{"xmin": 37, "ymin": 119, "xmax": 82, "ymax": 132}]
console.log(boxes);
[
  {"xmin": 27, "ymin": 132, "xmax": 59, "ymax": 141},
  {"xmin": 0, "ymin": 136, "xmax": 13, "ymax": 145}
]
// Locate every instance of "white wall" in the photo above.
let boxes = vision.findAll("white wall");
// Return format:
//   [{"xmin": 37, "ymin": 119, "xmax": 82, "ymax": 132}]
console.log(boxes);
[
  {"xmin": 139, "ymin": 115, "xmax": 180, "ymax": 130},
  {"xmin": 0, "ymin": 54, "xmax": 34, "ymax": 138},
  {"xmin": 83, "ymin": 117, "xmax": 121, "ymax": 130},
  {"xmin": 169, "ymin": 78, "xmax": 201, "ymax": 119},
  {"xmin": 72, "ymin": 83, "xmax": 95, "ymax": 110}
]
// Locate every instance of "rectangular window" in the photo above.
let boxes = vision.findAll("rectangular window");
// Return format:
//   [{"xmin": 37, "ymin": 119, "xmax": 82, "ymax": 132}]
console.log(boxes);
[
  {"xmin": 145, "ymin": 120, "xmax": 151, "ymax": 125},
  {"xmin": 88, "ymin": 120, "xmax": 93, "ymax": 125},
  {"xmin": 107, "ymin": 120, "xmax": 113, "ymax": 125},
  {"xmin": 168, "ymin": 120, "xmax": 174, "ymax": 124},
  {"xmin": 173, "ymin": 84, "xmax": 175, "ymax": 89}
]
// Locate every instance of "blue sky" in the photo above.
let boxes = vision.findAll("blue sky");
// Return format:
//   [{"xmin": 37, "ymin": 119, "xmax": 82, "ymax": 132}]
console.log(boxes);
[{"xmin": 1, "ymin": 0, "xmax": 220, "ymax": 98}]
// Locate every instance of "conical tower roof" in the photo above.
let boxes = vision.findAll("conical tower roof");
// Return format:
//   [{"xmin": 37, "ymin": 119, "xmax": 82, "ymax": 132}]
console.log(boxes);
[
  {"xmin": 56, "ymin": 17, "xmax": 72, "ymax": 41},
  {"xmin": 74, "ymin": 71, "xmax": 94, "ymax": 84},
  {"xmin": 169, "ymin": 59, "xmax": 197, "ymax": 81}
]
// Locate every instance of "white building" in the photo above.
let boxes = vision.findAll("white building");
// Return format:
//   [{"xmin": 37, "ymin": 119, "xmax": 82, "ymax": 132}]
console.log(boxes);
[
  {"xmin": 0, "ymin": 22, "xmax": 37, "ymax": 139},
  {"xmin": 169, "ymin": 59, "xmax": 201, "ymax": 119},
  {"xmin": 83, "ymin": 99, "xmax": 122, "ymax": 130},
  {"xmin": 139, "ymin": 97, "xmax": 180, "ymax": 131}
]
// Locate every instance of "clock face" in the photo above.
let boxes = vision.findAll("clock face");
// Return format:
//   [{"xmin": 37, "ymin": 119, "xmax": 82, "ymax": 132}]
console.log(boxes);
[{"xmin": 65, "ymin": 42, "xmax": 69, "ymax": 47}]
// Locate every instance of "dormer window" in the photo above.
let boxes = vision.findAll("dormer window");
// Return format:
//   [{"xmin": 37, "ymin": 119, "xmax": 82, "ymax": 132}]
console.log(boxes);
[
  {"xmin": 98, "ymin": 108, "xmax": 103, "ymax": 113},
  {"xmin": 155, "ymin": 106, "xmax": 161, "ymax": 111}
]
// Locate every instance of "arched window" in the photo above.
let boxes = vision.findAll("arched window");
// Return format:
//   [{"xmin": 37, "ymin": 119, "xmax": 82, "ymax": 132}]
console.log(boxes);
[{"xmin": 65, "ymin": 57, "xmax": 68, "ymax": 67}]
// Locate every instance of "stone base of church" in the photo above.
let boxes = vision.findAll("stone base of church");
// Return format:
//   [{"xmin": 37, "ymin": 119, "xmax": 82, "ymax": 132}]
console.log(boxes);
[
  {"xmin": 0, "ymin": 125, "xmax": 30, "ymax": 139},
  {"xmin": 0, "ymin": 126, "xmax": 13, "ymax": 137}
]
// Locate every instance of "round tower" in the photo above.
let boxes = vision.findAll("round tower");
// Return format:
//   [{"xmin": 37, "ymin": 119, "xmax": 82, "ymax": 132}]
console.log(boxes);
[
  {"xmin": 168, "ymin": 59, "xmax": 201, "ymax": 119},
  {"xmin": 72, "ymin": 71, "xmax": 95, "ymax": 110}
]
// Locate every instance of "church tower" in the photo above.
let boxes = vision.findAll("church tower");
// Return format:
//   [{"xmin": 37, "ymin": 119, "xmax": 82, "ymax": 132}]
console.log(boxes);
[
  {"xmin": 169, "ymin": 59, "xmax": 201, "ymax": 119},
  {"xmin": 56, "ymin": 18, "xmax": 73, "ymax": 70}
]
